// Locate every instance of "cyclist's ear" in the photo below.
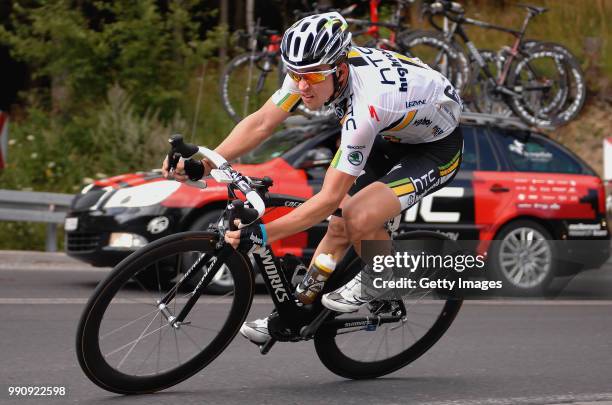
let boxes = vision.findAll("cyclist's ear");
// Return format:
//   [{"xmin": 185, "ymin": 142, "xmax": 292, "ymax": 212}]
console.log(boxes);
[{"xmin": 337, "ymin": 62, "xmax": 349, "ymax": 81}]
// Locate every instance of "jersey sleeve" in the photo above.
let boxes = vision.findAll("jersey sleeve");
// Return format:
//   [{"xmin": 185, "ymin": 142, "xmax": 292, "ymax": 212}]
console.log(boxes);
[
  {"xmin": 270, "ymin": 75, "xmax": 302, "ymax": 113},
  {"xmin": 330, "ymin": 102, "xmax": 382, "ymax": 177}
]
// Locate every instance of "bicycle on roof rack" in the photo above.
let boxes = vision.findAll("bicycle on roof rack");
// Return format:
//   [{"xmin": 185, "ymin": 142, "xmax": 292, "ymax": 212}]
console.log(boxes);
[
  {"xmin": 76, "ymin": 134, "xmax": 463, "ymax": 394},
  {"xmin": 219, "ymin": 20, "xmax": 335, "ymax": 123},
  {"xmin": 297, "ymin": 0, "xmax": 417, "ymax": 51},
  {"xmin": 401, "ymin": 0, "xmax": 585, "ymax": 128}
]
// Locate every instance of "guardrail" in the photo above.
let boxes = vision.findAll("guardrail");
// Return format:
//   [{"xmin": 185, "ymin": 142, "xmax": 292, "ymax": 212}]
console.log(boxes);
[{"xmin": 0, "ymin": 189, "xmax": 74, "ymax": 252}]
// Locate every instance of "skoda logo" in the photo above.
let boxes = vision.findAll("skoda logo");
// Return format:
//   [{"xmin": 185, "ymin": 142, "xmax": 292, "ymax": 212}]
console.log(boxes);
[
  {"xmin": 147, "ymin": 216, "xmax": 170, "ymax": 234},
  {"xmin": 334, "ymin": 106, "xmax": 345, "ymax": 118},
  {"xmin": 348, "ymin": 151, "xmax": 363, "ymax": 166}
]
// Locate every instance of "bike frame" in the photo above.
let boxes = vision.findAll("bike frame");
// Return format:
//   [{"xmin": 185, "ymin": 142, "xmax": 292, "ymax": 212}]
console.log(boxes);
[
  {"xmin": 346, "ymin": 0, "xmax": 412, "ymax": 49},
  {"xmin": 434, "ymin": 7, "xmax": 540, "ymax": 91},
  {"xmin": 156, "ymin": 185, "xmax": 408, "ymax": 352}
]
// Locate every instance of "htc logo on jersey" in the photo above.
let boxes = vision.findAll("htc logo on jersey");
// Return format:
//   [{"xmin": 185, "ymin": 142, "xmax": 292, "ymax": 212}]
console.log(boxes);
[
  {"xmin": 259, "ymin": 249, "xmax": 290, "ymax": 302},
  {"xmin": 410, "ymin": 169, "xmax": 437, "ymax": 193}
]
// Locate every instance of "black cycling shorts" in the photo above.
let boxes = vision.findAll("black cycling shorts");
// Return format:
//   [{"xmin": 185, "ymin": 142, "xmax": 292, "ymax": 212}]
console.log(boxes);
[{"xmin": 347, "ymin": 126, "xmax": 463, "ymax": 211}]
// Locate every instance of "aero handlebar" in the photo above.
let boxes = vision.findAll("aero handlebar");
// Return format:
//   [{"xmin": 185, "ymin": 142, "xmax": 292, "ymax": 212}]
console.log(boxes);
[{"xmin": 167, "ymin": 134, "xmax": 266, "ymax": 222}]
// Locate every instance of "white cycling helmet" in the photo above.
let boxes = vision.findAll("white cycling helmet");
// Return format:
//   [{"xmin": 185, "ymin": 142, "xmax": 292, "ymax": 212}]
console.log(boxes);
[{"xmin": 281, "ymin": 12, "xmax": 352, "ymax": 71}]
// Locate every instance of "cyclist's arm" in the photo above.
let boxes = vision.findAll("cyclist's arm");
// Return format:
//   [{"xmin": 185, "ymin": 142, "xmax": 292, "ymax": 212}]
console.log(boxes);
[
  {"xmin": 263, "ymin": 167, "xmax": 356, "ymax": 243},
  {"xmin": 263, "ymin": 106, "xmax": 380, "ymax": 244},
  {"xmin": 214, "ymin": 98, "xmax": 291, "ymax": 162},
  {"xmin": 215, "ymin": 75, "xmax": 301, "ymax": 162}
]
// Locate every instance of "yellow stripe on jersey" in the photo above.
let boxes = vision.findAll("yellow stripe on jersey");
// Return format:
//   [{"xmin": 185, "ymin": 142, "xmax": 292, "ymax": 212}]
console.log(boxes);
[
  {"xmin": 388, "ymin": 110, "xmax": 417, "ymax": 132},
  {"xmin": 392, "ymin": 182, "xmax": 415, "ymax": 197},
  {"xmin": 439, "ymin": 151, "xmax": 461, "ymax": 176},
  {"xmin": 348, "ymin": 49, "xmax": 361, "ymax": 58},
  {"xmin": 439, "ymin": 158, "xmax": 460, "ymax": 177},
  {"xmin": 274, "ymin": 92, "xmax": 301, "ymax": 112}
]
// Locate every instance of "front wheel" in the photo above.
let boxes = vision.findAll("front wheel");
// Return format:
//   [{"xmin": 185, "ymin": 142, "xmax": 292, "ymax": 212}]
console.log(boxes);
[
  {"xmin": 76, "ymin": 231, "xmax": 254, "ymax": 394},
  {"xmin": 314, "ymin": 232, "xmax": 463, "ymax": 379}
]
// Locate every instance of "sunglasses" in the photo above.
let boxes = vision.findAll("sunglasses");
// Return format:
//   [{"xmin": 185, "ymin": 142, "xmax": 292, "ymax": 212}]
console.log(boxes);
[{"xmin": 287, "ymin": 67, "xmax": 337, "ymax": 84}]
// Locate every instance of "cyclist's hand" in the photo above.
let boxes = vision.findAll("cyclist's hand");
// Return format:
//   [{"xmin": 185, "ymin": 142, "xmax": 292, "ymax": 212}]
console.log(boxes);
[
  {"xmin": 225, "ymin": 220, "xmax": 267, "ymax": 253},
  {"xmin": 161, "ymin": 156, "xmax": 189, "ymax": 182}
]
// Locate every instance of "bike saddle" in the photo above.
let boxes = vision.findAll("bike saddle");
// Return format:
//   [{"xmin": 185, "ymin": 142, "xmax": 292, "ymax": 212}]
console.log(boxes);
[{"xmin": 517, "ymin": 3, "xmax": 548, "ymax": 16}]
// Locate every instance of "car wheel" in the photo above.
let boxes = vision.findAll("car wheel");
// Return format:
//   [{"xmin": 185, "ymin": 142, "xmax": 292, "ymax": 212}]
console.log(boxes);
[
  {"xmin": 488, "ymin": 220, "xmax": 556, "ymax": 296},
  {"xmin": 185, "ymin": 209, "xmax": 235, "ymax": 294}
]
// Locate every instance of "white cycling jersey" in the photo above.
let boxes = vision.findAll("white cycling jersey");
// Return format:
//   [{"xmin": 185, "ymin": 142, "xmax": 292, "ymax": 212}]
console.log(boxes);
[{"xmin": 271, "ymin": 46, "xmax": 463, "ymax": 176}]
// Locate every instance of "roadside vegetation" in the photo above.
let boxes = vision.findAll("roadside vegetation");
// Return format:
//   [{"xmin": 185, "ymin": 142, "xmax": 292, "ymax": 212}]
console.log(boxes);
[{"xmin": 0, "ymin": 0, "xmax": 609, "ymax": 250}]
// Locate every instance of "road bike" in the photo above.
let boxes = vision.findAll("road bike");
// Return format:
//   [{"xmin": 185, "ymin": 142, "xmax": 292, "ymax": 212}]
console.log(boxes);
[
  {"xmin": 220, "ymin": 0, "xmax": 421, "ymax": 123},
  {"xmin": 303, "ymin": 0, "xmax": 416, "ymax": 51},
  {"xmin": 219, "ymin": 23, "xmax": 334, "ymax": 123},
  {"xmin": 76, "ymin": 135, "xmax": 463, "ymax": 394},
  {"xmin": 401, "ymin": 1, "xmax": 586, "ymax": 127}
]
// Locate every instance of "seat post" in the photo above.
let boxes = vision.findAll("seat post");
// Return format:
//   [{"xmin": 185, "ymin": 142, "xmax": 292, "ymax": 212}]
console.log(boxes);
[{"xmin": 517, "ymin": 10, "xmax": 534, "ymax": 41}]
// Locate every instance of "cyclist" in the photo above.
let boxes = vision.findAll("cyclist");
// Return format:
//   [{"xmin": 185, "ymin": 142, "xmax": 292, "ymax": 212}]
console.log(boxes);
[{"xmin": 163, "ymin": 12, "xmax": 463, "ymax": 345}]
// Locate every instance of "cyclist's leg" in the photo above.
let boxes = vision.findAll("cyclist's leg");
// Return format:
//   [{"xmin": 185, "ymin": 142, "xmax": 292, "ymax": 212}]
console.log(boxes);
[
  {"xmin": 347, "ymin": 127, "xmax": 464, "ymax": 253},
  {"xmin": 307, "ymin": 137, "xmax": 399, "ymax": 265},
  {"xmin": 322, "ymin": 127, "xmax": 463, "ymax": 312},
  {"xmin": 307, "ymin": 195, "xmax": 351, "ymax": 266},
  {"xmin": 343, "ymin": 183, "xmax": 400, "ymax": 256},
  {"xmin": 240, "ymin": 141, "xmax": 395, "ymax": 344}
]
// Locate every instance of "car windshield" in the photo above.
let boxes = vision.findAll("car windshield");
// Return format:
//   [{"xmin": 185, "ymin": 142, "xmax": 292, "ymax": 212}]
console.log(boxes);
[{"xmin": 241, "ymin": 127, "xmax": 311, "ymax": 164}]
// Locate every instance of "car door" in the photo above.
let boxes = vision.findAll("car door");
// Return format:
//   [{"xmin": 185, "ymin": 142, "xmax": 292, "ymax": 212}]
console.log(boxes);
[
  {"xmin": 470, "ymin": 125, "xmax": 519, "ymax": 242},
  {"xmin": 489, "ymin": 129, "xmax": 606, "ymax": 235}
]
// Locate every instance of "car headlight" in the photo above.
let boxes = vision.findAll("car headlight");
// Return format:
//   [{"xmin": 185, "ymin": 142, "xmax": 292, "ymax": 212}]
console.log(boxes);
[
  {"xmin": 107, "ymin": 233, "xmax": 148, "ymax": 249},
  {"xmin": 104, "ymin": 181, "xmax": 181, "ymax": 208}
]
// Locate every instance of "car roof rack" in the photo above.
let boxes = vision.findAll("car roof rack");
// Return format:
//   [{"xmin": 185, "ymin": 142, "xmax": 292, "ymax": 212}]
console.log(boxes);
[{"xmin": 460, "ymin": 112, "xmax": 549, "ymax": 133}]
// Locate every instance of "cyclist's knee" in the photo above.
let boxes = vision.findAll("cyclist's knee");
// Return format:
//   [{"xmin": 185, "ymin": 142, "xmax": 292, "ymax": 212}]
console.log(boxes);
[
  {"xmin": 325, "ymin": 215, "xmax": 348, "ymax": 243},
  {"xmin": 342, "ymin": 204, "xmax": 378, "ymax": 240}
]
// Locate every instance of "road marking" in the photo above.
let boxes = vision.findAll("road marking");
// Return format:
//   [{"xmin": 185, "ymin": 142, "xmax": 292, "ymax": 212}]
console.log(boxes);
[
  {"xmin": 428, "ymin": 392, "xmax": 612, "ymax": 405},
  {"xmin": 0, "ymin": 298, "xmax": 274, "ymax": 305},
  {"xmin": 0, "ymin": 266, "xmax": 111, "ymax": 273},
  {"xmin": 463, "ymin": 300, "xmax": 612, "ymax": 306},
  {"xmin": 2, "ymin": 298, "xmax": 612, "ymax": 305}
]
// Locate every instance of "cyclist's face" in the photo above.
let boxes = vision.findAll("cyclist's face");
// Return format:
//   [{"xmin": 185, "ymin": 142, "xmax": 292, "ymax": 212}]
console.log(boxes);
[{"xmin": 293, "ymin": 65, "xmax": 336, "ymax": 109}]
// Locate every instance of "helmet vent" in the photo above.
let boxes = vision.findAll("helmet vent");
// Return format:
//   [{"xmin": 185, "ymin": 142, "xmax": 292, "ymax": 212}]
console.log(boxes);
[
  {"xmin": 293, "ymin": 37, "xmax": 301, "ymax": 58},
  {"xmin": 300, "ymin": 22, "xmax": 310, "ymax": 32},
  {"xmin": 304, "ymin": 34, "xmax": 314, "ymax": 53},
  {"xmin": 285, "ymin": 31, "xmax": 294, "ymax": 55}
]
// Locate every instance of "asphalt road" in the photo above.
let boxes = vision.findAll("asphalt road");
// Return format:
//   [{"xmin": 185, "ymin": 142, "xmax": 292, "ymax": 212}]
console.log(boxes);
[{"xmin": 1, "ymin": 251, "xmax": 612, "ymax": 405}]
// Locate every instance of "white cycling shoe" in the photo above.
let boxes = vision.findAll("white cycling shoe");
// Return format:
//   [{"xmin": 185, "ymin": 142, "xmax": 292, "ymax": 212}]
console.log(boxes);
[
  {"xmin": 239, "ymin": 317, "xmax": 270, "ymax": 344},
  {"xmin": 321, "ymin": 271, "xmax": 378, "ymax": 313}
]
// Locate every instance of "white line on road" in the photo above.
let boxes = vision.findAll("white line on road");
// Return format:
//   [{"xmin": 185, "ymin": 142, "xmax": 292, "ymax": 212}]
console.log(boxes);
[
  {"xmin": 427, "ymin": 392, "xmax": 612, "ymax": 405},
  {"xmin": 0, "ymin": 266, "xmax": 111, "ymax": 273},
  {"xmin": 2, "ymin": 298, "xmax": 612, "ymax": 305},
  {"xmin": 0, "ymin": 298, "xmax": 274, "ymax": 305}
]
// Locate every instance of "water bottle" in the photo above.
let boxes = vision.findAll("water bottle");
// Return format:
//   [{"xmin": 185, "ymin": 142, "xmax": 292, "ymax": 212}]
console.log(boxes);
[{"xmin": 295, "ymin": 253, "xmax": 336, "ymax": 304}]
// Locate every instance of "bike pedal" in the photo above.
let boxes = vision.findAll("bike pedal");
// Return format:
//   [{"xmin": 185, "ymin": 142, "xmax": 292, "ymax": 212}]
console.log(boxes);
[{"xmin": 259, "ymin": 338, "xmax": 276, "ymax": 355}]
